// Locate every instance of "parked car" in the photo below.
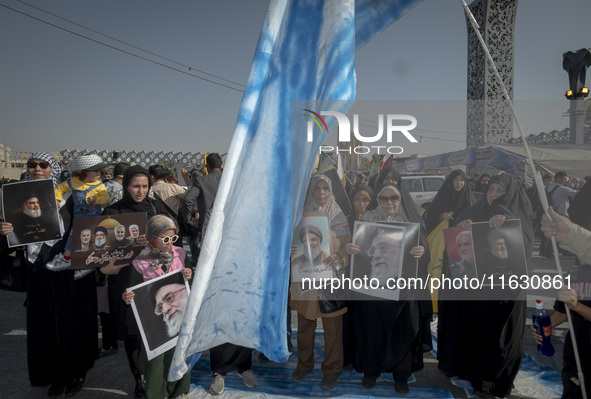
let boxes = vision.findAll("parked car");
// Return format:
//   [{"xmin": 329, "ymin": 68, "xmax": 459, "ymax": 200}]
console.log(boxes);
[{"xmin": 401, "ymin": 174, "xmax": 445, "ymax": 209}]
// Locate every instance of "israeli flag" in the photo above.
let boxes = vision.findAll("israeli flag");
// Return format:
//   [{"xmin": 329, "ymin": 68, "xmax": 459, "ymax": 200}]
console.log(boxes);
[{"xmin": 169, "ymin": 0, "xmax": 422, "ymax": 381}]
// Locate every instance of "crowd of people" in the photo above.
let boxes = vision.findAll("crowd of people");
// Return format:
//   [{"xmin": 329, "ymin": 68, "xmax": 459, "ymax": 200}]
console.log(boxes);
[{"xmin": 0, "ymin": 151, "xmax": 589, "ymax": 399}]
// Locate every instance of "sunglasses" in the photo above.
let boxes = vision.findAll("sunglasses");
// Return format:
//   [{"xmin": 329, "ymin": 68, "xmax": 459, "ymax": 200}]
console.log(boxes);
[
  {"xmin": 27, "ymin": 161, "xmax": 50, "ymax": 169},
  {"xmin": 154, "ymin": 287, "xmax": 186, "ymax": 315},
  {"xmin": 157, "ymin": 235, "xmax": 179, "ymax": 244},
  {"xmin": 378, "ymin": 195, "xmax": 400, "ymax": 203}
]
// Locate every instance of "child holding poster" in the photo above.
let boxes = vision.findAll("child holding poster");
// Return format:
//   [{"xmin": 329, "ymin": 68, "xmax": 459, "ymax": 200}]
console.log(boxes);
[
  {"xmin": 45, "ymin": 154, "xmax": 111, "ymax": 278},
  {"xmin": 123, "ymin": 215, "xmax": 192, "ymax": 399}
]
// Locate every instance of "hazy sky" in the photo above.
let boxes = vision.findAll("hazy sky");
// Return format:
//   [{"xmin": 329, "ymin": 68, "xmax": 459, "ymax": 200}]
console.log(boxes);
[{"xmin": 1, "ymin": 0, "xmax": 589, "ymax": 158}]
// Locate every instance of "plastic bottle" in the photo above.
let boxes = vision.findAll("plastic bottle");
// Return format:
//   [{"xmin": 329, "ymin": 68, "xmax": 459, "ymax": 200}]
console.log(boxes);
[{"xmin": 532, "ymin": 299, "xmax": 555, "ymax": 357}]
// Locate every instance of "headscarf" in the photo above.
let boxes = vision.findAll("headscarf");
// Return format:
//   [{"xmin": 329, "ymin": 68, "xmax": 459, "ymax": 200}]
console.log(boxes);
[
  {"xmin": 365, "ymin": 185, "xmax": 409, "ymax": 222},
  {"xmin": 457, "ymin": 174, "xmax": 534, "ymax": 258},
  {"xmin": 366, "ymin": 167, "xmax": 425, "ymax": 228},
  {"xmin": 474, "ymin": 173, "xmax": 491, "ymax": 193},
  {"xmin": 348, "ymin": 184, "xmax": 374, "ymax": 221},
  {"xmin": 142, "ymin": 215, "xmax": 179, "ymax": 271},
  {"xmin": 118, "ymin": 165, "xmax": 163, "ymax": 216},
  {"xmin": 303, "ymin": 174, "xmax": 349, "ymax": 236},
  {"xmin": 423, "ymin": 170, "xmax": 476, "ymax": 234},
  {"xmin": 372, "ymin": 165, "xmax": 400, "ymax": 190},
  {"xmin": 304, "ymin": 175, "xmax": 342, "ymax": 223},
  {"xmin": 25, "ymin": 152, "xmax": 62, "ymax": 188}
]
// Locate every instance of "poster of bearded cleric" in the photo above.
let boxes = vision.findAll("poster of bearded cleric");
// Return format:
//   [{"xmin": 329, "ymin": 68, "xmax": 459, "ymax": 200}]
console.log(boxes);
[
  {"xmin": 349, "ymin": 221, "xmax": 419, "ymax": 301},
  {"xmin": 291, "ymin": 214, "xmax": 333, "ymax": 283},
  {"xmin": 471, "ymin": 219, "xmax": 528, "ymax": 287},
  {"xmin": 1, "ymin": 180, "xmax": 61, "ymax": 247},
  {"xmin": 70, "ymin": 213, "xmax": 147, "ymax": 270},
  {"xmin": 128, "ymin": 269, "xmax": 190, "ymax": 360}
]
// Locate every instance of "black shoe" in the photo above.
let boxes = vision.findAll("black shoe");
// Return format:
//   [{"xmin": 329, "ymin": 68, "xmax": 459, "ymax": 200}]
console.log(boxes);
[
  {"xmin": 48, "ymin": 381, "xmax": 66, "ymax": 398},
  {"xmin": 65, "ymin": 377, "xmax": 84, "ymax": 397},
  {"xmin": 321, "ymin": 376, "xmax": 338, "ymax": 390},
  {"xmin": 134, "ymin": 374, "xmax": 146, "ymax": 398},
  {"xmin": 99, "ymin": 347, "xmax": 119, "ymax": 358},
  {"xmin": 291, "ymin": 369, "xmax": 307, "ymax": 383},
  {"xmin": 394, "ymin": 381, "xmax": 409, "ymax": 395},
  {"xmin": 361, "ymin": 375, "xmax": 376, "ymax": 389},
  {"xmin": 343, "ymin": 362, "xmax": 354, "ymax": 372}
]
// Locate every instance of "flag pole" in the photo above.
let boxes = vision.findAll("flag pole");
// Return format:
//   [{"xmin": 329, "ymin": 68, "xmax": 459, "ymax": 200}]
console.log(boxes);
[{"xmin": 460, "ymin": 1, "xmax": 586, "ymax": 397}]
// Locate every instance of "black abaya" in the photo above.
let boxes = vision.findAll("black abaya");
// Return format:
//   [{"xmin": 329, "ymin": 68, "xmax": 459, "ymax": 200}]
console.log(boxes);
[{"xmin": 437, "ymin": 174, "xmax": 532, "ymax": 397}]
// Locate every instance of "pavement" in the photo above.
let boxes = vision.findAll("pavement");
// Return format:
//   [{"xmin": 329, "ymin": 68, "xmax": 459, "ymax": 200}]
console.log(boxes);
[{"xmin": 0, "ymin": 242, "xmax": 576, "ymax": 399}]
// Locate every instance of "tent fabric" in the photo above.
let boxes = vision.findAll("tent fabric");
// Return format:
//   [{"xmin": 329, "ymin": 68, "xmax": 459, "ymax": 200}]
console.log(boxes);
[
  {"xmin": 404, "ymin": 144, "xmax": 591, "ymax": 180},
  {"xmin": 168, "ymin": 0, "xmax": 423, "ymax": 381}
]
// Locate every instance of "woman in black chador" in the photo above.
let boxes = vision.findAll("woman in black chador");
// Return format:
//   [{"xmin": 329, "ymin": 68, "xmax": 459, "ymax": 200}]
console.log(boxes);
[
  {"xmin": 423, "ymin": 169, "xmax": 476, "ymax": 235},
  {"xmin": 437, "ymin": 174, "xmax": 533, "ymax": 398}
]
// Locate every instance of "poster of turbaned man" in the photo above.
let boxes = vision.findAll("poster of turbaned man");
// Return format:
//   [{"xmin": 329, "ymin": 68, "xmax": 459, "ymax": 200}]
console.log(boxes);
[
  {"xmin": 128, "ymin": 269, "xmax": 190, "ymax": 360},
  {"xmin": 70, "ymin": 213, "xmax": 147, "ymax": 270},
  {"xmin": 471, "ymin": 219, "xmax": 528, "ymax": 286},
  {"xmin": 291, "ymin": 214, "xmax": 333, "ymax": 283},
  {"xmin": 349, "ymin": 221, "xmax": 419, "ymax": 301},
  {"xmin": 1, "ymin": 180, "xmax": 62, "ymax": 247}
]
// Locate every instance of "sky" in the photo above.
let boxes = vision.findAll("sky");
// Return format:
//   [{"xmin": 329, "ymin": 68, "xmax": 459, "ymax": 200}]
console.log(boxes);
[{"xmin": 1, "ymin": 0, "xmax": 590, "ymax": 159}]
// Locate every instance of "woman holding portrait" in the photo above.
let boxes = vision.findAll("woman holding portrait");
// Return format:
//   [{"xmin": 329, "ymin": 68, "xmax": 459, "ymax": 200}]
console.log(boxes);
[
  {"xmin": 1, "ymin": 152, "xmax": 97, "ymax": 397},
  {"xmin": 346, "ymin": 176, "xmax": 432, "ymax": 395},
  {"xmin": 437, "ymin": 174, "xmax": 532, "ymax": 398},
  {"xmin": 100, "ymin": 165, "xmax": 170, "ymax": 398},
  {"xmin": 289, "ymin": 174, "xmax": 351, "ymax": 390}
]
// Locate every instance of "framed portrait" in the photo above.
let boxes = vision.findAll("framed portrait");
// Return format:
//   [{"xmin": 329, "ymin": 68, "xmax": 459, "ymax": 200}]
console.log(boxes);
[
  {"xmin": 377, "ymin": 221, "xmax": 420, "ymax": 280},
  {"xmin": 349, "ymin": 221, "xmax": 407, "ymax": 301},
  {"xmin": 471, "ymin": 219, "xmax": 528, "ymax": 286},
  {"xmin": 1, "ymin": 179, "xmax": 62, "ymax": 247},
  {"xmin": 128, "ymin": 269, "xmax": 190, "ymax": 361},
  {"xmin": 70, "ymin": 212, "xmax": 147, "ymax": 270},
  {"xmin": 443, "ymin": 225, "xmax": 478, "ymax": 279},
  {"xmin": 291, "ymin": 214, "xmax": 333, "ymax": 283}
]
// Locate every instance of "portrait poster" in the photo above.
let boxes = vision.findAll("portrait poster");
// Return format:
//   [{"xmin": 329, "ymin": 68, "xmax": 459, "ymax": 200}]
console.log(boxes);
[
  {"xmin": 128, "ymin": 269, "xmax": 190, "ymax": 360},
  {"xmin": 315, "ymin": 167, "xmax": 352, "ymax": 217},
  {"xmin": 349, "ymin": 221, "xmax": 407, "ymax": 301},
  {"xmin": 471, "ymin": 219, "xmax": 528, "ymax": 286},
  {"xmin": 70, "ymin": 212, "xmax": 147, "ymax": 270},
  {"xmin": 443, "ymin": 225, "xmax": 478, "ymax": 279},
  {"xmin": 377, "ymin": 221, "xmax": 420, "ymax": 280},
  {"xmin": 291, "ymin": 213, "xmax": 333, "ymax": 283},
  {"xmin": 1, "ymin": 179, "xmax": 62, "ymax": 248}
]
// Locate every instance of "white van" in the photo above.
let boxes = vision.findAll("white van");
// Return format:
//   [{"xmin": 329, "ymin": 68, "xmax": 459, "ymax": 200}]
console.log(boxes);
[{"xmin": 400, "ymin": 175, "xmax": 445, "ymax": 209}]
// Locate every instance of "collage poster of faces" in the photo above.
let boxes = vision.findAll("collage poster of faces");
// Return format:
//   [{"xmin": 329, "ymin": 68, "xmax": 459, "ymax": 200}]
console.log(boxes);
[
  {"xmin": 128, "ymin": 269, "xmax": 190, "ymax": 360},
  {"xmin": 291, "ymin": 214, "xmax": 333, "ymax": 283},
  {"xmin": 443, "ymin": 219, "xmax": 527, "ymax": 286},
  {"xmin": 70, "ymin": 212, "xmax": 147, "ymax": 270},
  {"xmin": 2, "ymin": 179, "xmax": 62, "ymax": 248},
  {"xmin": 349, "ymin": 221, "xmax": 420, "ymax": 301}
]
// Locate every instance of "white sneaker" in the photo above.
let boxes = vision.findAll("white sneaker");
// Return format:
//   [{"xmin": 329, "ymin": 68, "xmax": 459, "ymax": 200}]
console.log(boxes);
[
  {"xmin": 46, "ymin": 255, "xmax": 71, "ymax": 271},
  {"xmin": 209, "ymin": 373, "xmax": 225, "ymax": 395},
  {"xmin": 237, "ymin": 369, "xmax": 258, "ymax": 388},
  {"xmin": 73, "ymin": 269, "xmax": 93, "ymax": 280}
]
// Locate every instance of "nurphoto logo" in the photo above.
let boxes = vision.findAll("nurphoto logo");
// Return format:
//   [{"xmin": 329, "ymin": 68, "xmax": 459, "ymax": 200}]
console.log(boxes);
[{"xmin": 303, "ymin": 110, "xmax": 419, "ymax": 155}]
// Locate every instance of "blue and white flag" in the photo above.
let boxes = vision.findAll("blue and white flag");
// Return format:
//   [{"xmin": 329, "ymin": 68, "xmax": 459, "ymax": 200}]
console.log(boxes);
[{"xmin": 169, "ymin": 0, "xmax": 422, "ymax": 380}]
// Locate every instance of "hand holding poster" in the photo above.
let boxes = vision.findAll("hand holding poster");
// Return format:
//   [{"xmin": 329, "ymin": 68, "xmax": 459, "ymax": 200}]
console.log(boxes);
[
  {"xmin": 1, "ymin": 180, "xmax": 62, "ymax": 247},
  {"xmin": 128, "ymin": 269, "xmax": 190, "ymax": 360}
]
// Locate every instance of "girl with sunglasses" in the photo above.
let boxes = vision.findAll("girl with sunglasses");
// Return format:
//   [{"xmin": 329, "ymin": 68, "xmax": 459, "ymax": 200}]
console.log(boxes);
[{"xmin": 122, "ymin": 215, "xmax": 192, "ymax": 399}]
